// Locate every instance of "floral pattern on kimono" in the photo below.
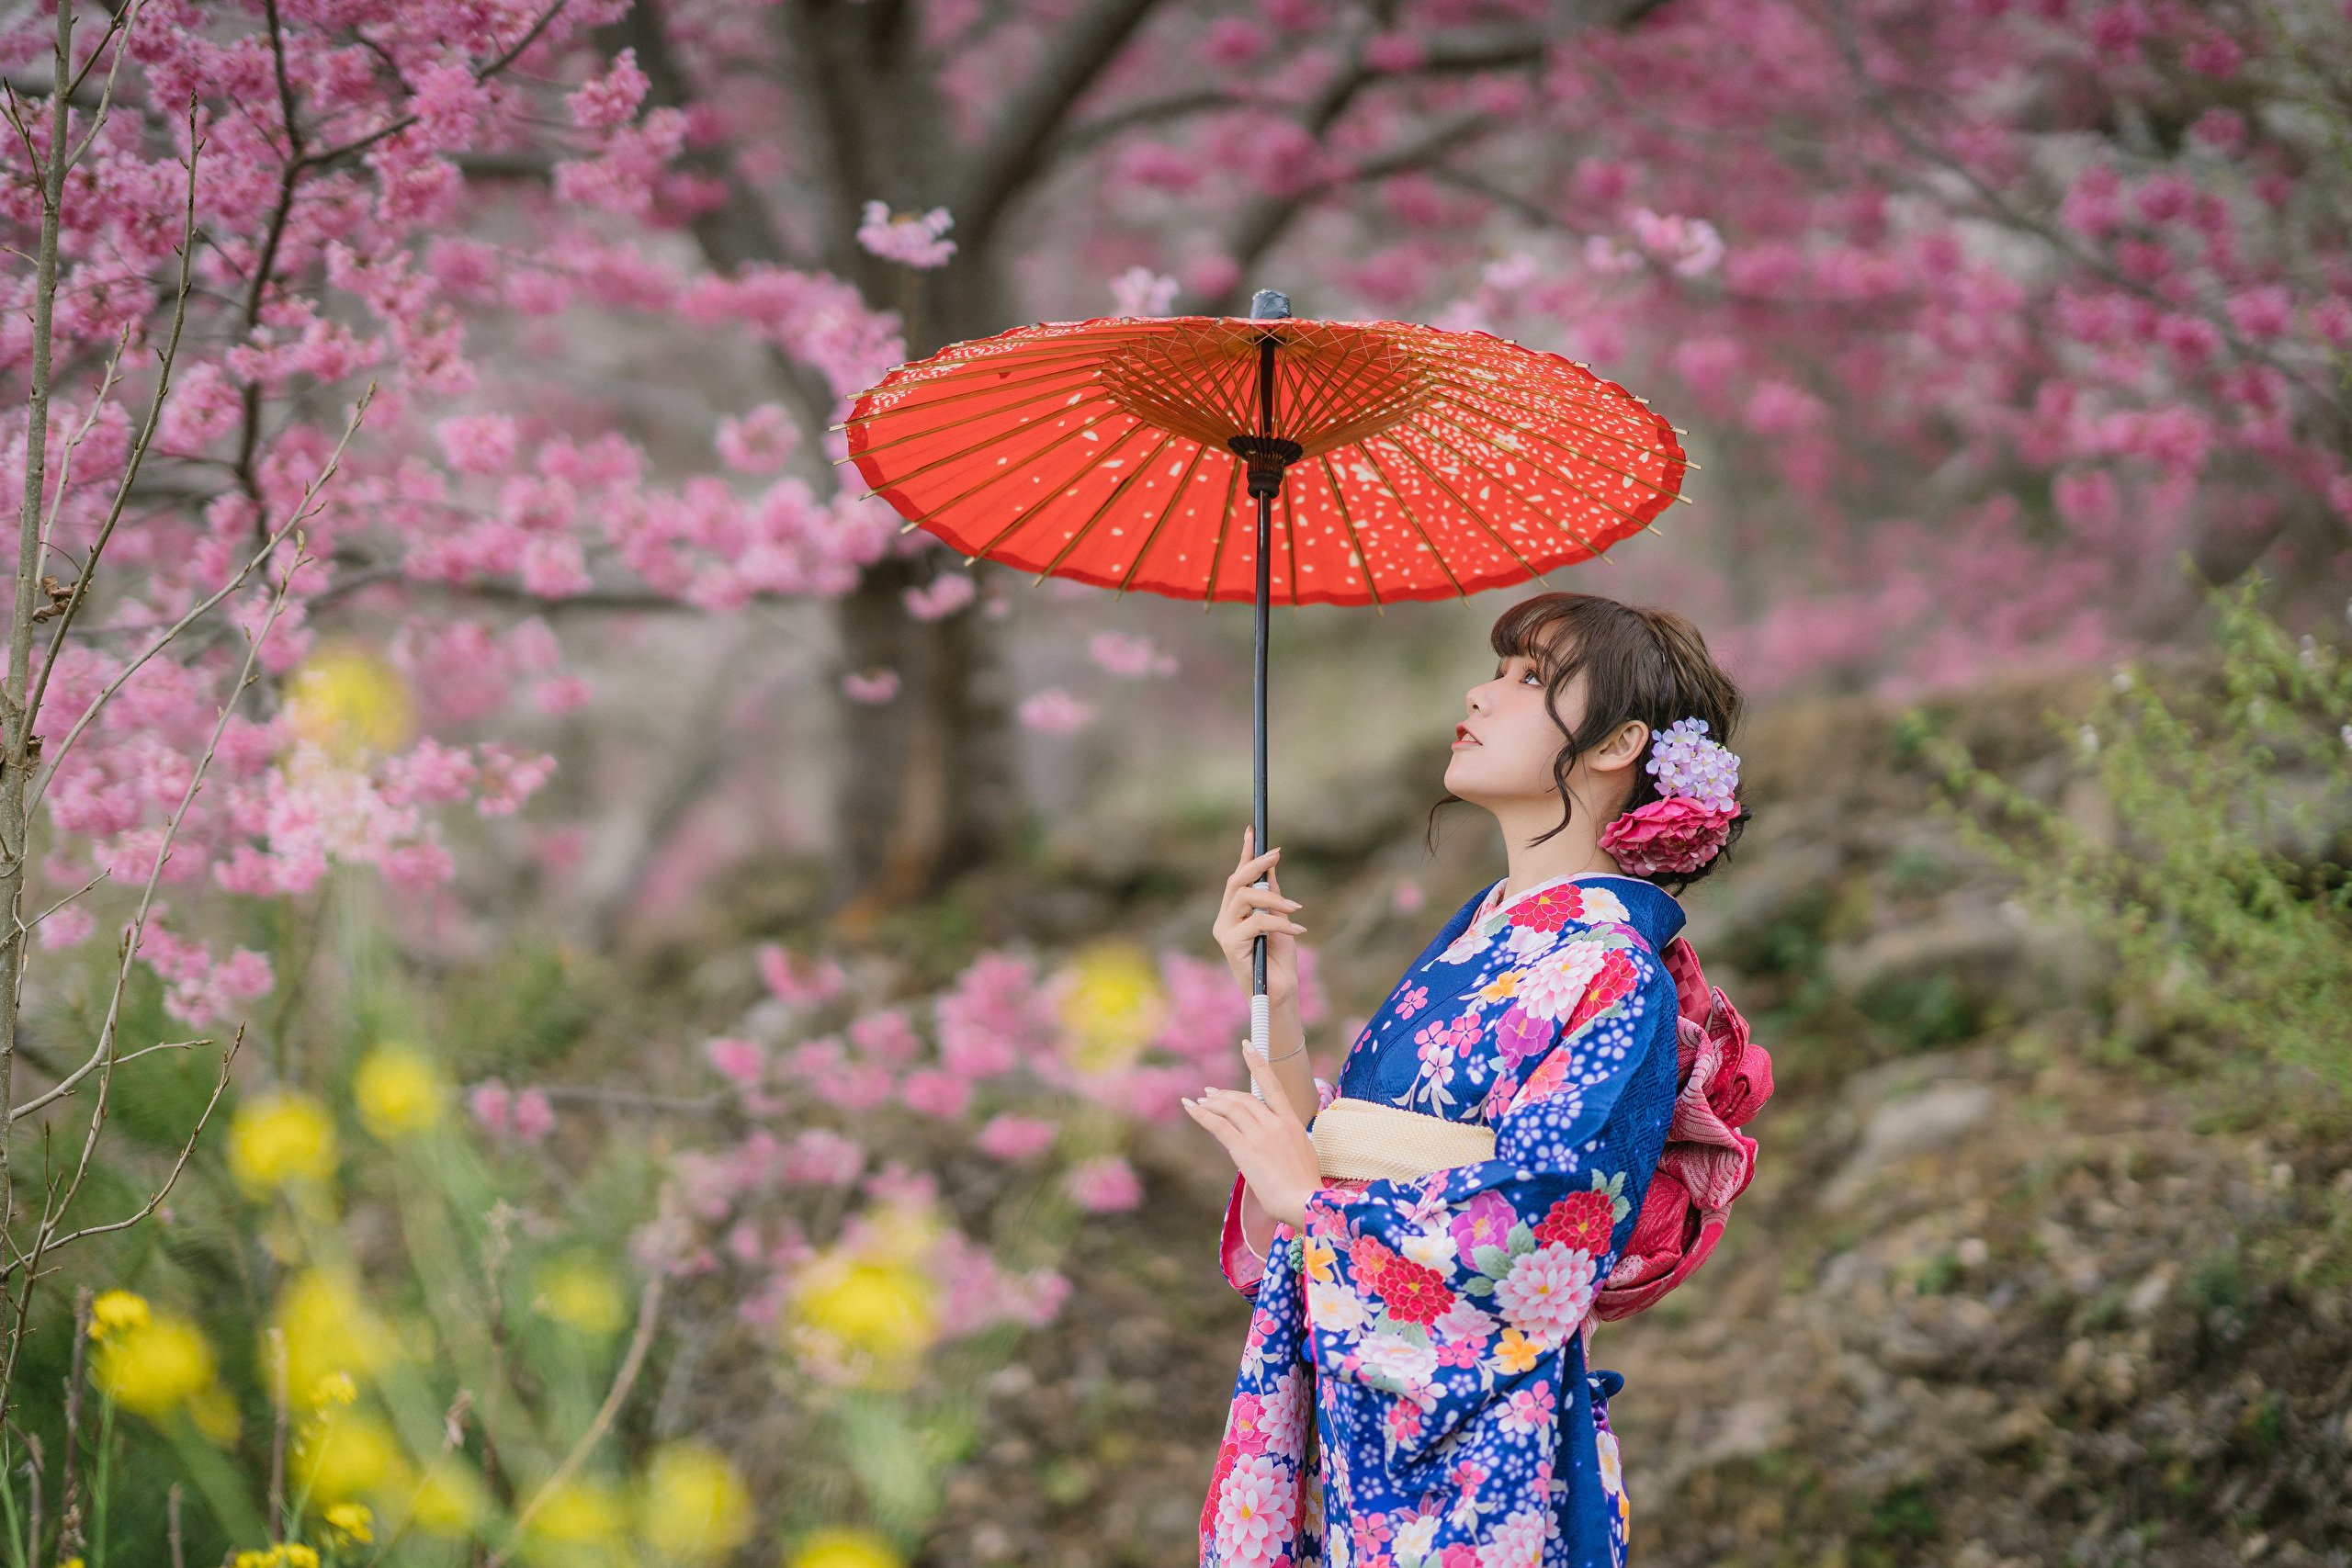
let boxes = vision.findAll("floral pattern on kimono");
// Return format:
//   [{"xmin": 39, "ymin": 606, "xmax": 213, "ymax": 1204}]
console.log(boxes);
[{"xmin": 1203, "ymin": 874, "xmax": 1684, "ymax": 1568}]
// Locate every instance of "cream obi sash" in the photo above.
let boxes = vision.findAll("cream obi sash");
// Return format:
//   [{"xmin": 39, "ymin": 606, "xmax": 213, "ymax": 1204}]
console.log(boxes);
[{"xmin": 1310, "ymin": 1098, "xmax": 1498, "ymax": 1183}]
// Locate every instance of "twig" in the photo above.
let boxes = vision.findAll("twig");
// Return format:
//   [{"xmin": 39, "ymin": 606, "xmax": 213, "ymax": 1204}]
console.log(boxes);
[
  {"xmin": 0, "ymin": 543, "xmax": 307, "ymax": 1414},
  {"xmin": 42, "ymin": 1030, "xmax": 236, "ymax": 1250},
  {"xmin": 266, "ymin": 1327, "xmax": 288, "ymax": 1544},
  {"xmin": 484, "ymin": 1275, "xmax": 663, "ymax": 1566},
  {"xmin": 57, "ymin": 1288, "xmax": 87, "ymax": 1558},
  {"xmin": 20, "ymin": 874, "xmax": 107, "ymax": 942},
  {"xmin": 357, "ymin": 1391, "xmax": 470, "ymax": 1568},
  {"xmin": 23, "ymin": 382, "xmax": 367, "ymax": 824},
  {"xmin": 531, "ymin": 1085, "xmax": 723, "ymax": 1113},
  {"xmin": 22, "ymin": 1432, "xmax": 42, "ymax": 1568},
  {"xmin": 165, "ymin": 1484, "xmax": 182, "ymax": 1568},
  {"xmin": 12, "ymin": 399, "xmax": 368, "ymax": 1127}
]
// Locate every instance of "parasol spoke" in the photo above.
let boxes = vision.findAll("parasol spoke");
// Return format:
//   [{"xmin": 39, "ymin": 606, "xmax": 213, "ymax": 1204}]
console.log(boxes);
[
  {"xmin": 913, "ymin": 412, "xmax": 1140, "ymax": 552},
  {"xmin": 1116, "ymin": 441, "xmax": 1213, "ymax": 596},
  {"xmin": 1426, "ymin": 381, "xmax": 1690, "ymax": 502},
  {"xmin": 840, "ymin": 362, "xmax": 1104, "ymax": 433},
  {"xmin": 1417, "ymin": 403, "xmax": 1665, "ymax": 540},
  {"xmin": 1315, "ymin": 453, "xmax": 1386, "ymax": 615},
  {"xmin": 1351, "ymin": 440, "xmax": 1471, "ymax": 600},
  {"xmin": 1378, "ymin": 431, "xmax": 1557, "ymax": 586},
  {"xmin": 1031, "ymin": 426, "xmax": 1181, "ymax": 581},
  {"xmin": 1200, "ymin": 457, "xmax": 1246, "ymax": 606}
]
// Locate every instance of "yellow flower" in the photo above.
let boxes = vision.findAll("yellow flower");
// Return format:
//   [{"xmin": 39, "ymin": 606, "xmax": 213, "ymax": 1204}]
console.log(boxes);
[
  {"xmin": 535, "ymin": 1252, "xmax": 628, "ymax": 1336},
  {"xmin": 409, "ymin": 1459, "xmax": 488, "ymax": 1538},
  {"xmin": 95, "ymin": 1313, "xmax": 217, "ymax": 1416},
  {"xmin": 229, "ymin": 1091, "xmax": 337, "ymax": 1196},
  {"xmin": 235, "ymin": 1549, "xmax": 321, "ymax": 1568},
  {"xmin": 311, "ymin": 1371, "xmax": 357, "ymax": 1407},
  {"xmin": 790, "ymin": 1256, "xmax": 936, "ymax": 1374},
  {"xmin": 276, "ymin": 1270, "xmax": 397, "ymax": 1404},
  {"xmin": 529, "ymin": 1478, "xmax": 627, "ymax": 1543},
  {"xmin": 1055, "ymin": 942, "xmax": 1166, "ymax": 1074},
  {"xmin": 1477, "ymin": 969, "xmax": 1520, "ymax": 1005},
  {"xmin": 1301, "ymin": 1236, "xmax": 1337, "ymax": 1286},
  {"xmin": 354, "ymin": 1046, "xmax": 442, "ymax": 1138},
  {"xmin": 1487, "ymin": 1327, "xmax": 1541, "ymax": 1376},
  {"xmin": 288, "ymin": 645, "xmax": 413, "ymax": 760},
  {"xmin": 788, "ymin": 1529, "xmax": 904, "ymax": 1568},
  {"xmin": 296, "ymin": 1411, "xmax": 408, "ymax": 1502},
  {"xmin": 284, "ymin": 1549, "xmax": 321, "ymax": 1568},
  {"xmin": 88, "ymin": 1290, "xmax": 150, "ymax": 1338},
  {"xmin": 639, "ymin": 1442, "xmax": 752, "ymax": 1562},
  {"xmin": 323, "ymin": 1501, "xmax": 375, "ymax": 1544},
  {"xmin": 188, "ymin": 1382, "xmax": 243, "ymax": 1445}
]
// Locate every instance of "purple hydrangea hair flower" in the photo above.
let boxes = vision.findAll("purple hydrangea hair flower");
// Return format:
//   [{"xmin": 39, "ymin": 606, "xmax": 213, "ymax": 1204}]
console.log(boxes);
[{"xmin": 1645, "ymin": 717, "xmax": 1739, "ymax": 814}]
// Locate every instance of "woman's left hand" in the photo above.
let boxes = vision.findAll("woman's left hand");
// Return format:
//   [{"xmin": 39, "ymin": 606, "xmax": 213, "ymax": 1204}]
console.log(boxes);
[{"xmin": 1182, "ymin": 1043, "xmax": 1322, "ymax": 1231}]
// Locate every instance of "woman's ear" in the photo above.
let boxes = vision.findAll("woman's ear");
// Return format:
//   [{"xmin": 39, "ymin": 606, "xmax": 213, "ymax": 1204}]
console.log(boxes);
[{"xmin": 1591, "ymin": 719, "xmax": 1649, "ymax": 775}]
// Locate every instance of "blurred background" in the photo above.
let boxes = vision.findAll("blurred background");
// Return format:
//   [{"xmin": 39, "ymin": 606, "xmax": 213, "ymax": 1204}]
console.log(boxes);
[{"xmin": 1, "ymin": 0, "xmax": 2347, "ymax": 1563}]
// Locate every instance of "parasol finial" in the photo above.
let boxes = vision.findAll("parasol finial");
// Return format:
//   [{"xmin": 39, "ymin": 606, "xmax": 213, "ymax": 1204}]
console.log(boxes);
[{"xmin": 1249, "ymin": 289, "xmax": 1291, "ymax": 321}]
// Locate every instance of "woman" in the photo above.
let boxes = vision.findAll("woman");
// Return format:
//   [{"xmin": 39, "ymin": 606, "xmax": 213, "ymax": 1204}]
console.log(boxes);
[{"xmin": 1182, "ymin": 592, "xmax": 1759, "ymax": 1568}]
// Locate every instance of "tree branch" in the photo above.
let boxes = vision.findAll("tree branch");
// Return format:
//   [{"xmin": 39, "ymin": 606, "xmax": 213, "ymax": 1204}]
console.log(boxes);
[{"xmin": 949, "ymin": 0, "xmax": 1167, "ymax": 247}]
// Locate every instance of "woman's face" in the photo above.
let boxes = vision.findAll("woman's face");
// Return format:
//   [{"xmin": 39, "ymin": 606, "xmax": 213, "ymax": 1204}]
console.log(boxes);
[
  {"xmin": 1443, "ymin": 651, "xmax": 1583, "ymax": 807},
  {"xmin": 1445, "ymin": 647, "xmax": 1649, "ymax": 821}
]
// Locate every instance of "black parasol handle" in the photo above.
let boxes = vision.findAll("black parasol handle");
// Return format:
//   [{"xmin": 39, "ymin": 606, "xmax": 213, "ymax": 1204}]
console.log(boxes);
[{"xmin": 1242, "ymin": 289, "xmax": 1293, "ymax": 1090}]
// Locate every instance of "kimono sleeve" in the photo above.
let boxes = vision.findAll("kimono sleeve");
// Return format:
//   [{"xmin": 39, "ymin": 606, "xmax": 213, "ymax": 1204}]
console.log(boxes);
[{"xmin": 1293, "ymin": 937, "xmax": 1671, "ymax": 1462}]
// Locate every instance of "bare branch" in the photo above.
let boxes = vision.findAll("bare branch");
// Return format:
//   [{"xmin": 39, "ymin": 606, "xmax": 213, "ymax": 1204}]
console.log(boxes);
[
  {"xmin": 12, "ymin": 393, "xmax": 366, "ymax": 1128},
  {"xmin": 950, "ymin": 0, "xmax": 1166, "ymax": 247},
  {"xmin": 26, "ymin": 384, "xmax": 373, "ymax": 830},
  {"xmin": 42, "ymin": 1029, "xmax": 238, "ymax": 1250},
  {"xmin": 1051, "ymin": 89, "xmax": 1237, "ymax": 161},
  {"xmin": 485, "ymin": 1274, "xmax": 664, "ymax": 1565},
  {"xmin": 21, "ymin": 106, "xmax": 205, "ymax": 780}
]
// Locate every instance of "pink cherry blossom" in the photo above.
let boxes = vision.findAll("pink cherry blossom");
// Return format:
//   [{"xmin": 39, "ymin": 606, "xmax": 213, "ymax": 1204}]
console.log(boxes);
[
  {"xmin": 976, "ymin": 1114, "xmax": 1059, "ymax": 1160},
  {"xmin": 1016, "ymin": 690, "xmax": 1095, "ymax": 735},
  {"xmin": 1064, "ymin": 1156, "xmax": 1143, "ymax": 1213}
]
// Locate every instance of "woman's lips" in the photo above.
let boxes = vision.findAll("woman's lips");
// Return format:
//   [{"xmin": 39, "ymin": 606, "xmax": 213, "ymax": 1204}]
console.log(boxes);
[{"xmin": 1452, "ymin": 723, "xmax": 1480, "ymax": 749}]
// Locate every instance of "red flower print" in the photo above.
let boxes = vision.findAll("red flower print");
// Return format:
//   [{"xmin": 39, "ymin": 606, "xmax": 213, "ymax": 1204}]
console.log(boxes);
[
  {"xmin": 1565, "ymin": 949, "xmax": 1640, "ymax": 1034},
  {"xmin": 1440, "ymin": 1544, "xmax": 1482, "ymax": 1568},
  {"xmin": 1351, "ymin": 1235, "xmax": 1397, "ymax": 1278},
  {"xmin": 1395, "ymin": 985, "xmax": 1430, "ymax": 1020},
  {"xmin": 1372, "ymin": 1257, "xmax": 1453, "ymax": 1325},
  {"xmin": 1533, "ymin": 1189, "xmax": 1614, "ymax": 1252},
  {"xmin": 1509, "ymin": 885, "xmax": 1585, "ymax": 932},
  {"xmin": 1352, "ymin": 1512, "xmax": 1395, "ymax": 1557}
]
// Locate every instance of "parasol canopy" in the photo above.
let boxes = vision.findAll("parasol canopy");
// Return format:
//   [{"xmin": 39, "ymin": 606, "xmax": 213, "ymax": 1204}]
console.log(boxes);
[
  {"xmin": 842, "ymin": 310, "xmax": 1690, "ymax": 606},
  {"xmin": 842, "ymin": 294, "xmax": 1690, "ymax": 1084}
]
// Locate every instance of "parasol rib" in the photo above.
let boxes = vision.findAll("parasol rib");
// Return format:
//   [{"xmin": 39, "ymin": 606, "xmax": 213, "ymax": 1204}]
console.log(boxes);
[
  {"xmin": 1115, "ymin": 441, "xmax": 1212, "ymax": 596},
  {"xmin": 1316, "ymin": 453, "xmax": 1386, "ymax": 615},
  {"xmin": 1428, "ymin": 382, "xmax": 1690, "ymax": 503},
  {"xmin": 1379, "ymin": 433, "xmax": 1555, "ymax": 586},
  {"xmin": 1031, "ymin": 427, "xmax": 1179, "ymax": 581},
  {"xmin": 1278, "ymin": 473, "xmax": 1303, "ymax": 609},
  {"xmin": 842, "ymin": 379, "xmax": 1108, "ymax": 464},
  {"xmin": 859, "ymin": 402, "xmax": 1125, "ymax": 501},
  {"xmin": 1353, "ymin": 440, "xmax": 1470, "ymax": 600},
  {"xmin": 1406, "ymin": 416, "xmax": 1616, "ymax": 563},
  {"xmin": 911, "ymin": 412, "xmax": 1138, "ymax": 553},
  {"xmin": 1418, "ymin": 404, "xmax": 1664, "ymax": 539},
  {"xmin": 838, "ymin": 361, "xmax": 1102, "ymax": 430},
  {"xmin": 1199, "ymin": 457, "xmax": 1245, "ymax": 606}
]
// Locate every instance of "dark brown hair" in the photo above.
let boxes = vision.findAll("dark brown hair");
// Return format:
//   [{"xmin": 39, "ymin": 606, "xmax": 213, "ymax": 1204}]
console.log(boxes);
[{"xmin": 1434, "ymin": 592, "xmax": 1748, "ymax": 892}]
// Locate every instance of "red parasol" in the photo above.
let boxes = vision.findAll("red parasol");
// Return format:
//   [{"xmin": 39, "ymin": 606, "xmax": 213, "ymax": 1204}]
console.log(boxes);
[{"xmin": 842, "ymin": 293, "xmax": 1690, "ymax": 1069}]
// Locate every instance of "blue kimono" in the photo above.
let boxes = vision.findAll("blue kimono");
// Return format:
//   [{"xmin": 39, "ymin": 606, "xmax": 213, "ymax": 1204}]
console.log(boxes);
[{"xmin": 1202, "ymin": 873, "xmax": 1685, "ymax": 1568}]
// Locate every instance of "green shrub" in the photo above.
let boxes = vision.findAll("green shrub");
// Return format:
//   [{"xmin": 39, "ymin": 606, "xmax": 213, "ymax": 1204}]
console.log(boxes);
[{"xmin": 1944, "ymin": 587, "xmax": 2352, "ymax": 1088}]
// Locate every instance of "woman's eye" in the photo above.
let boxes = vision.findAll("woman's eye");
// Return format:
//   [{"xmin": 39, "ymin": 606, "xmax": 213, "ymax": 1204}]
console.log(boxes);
[{"xmin": 1521, "ymin": 670, "xmax": 1542, "ymax": 685}]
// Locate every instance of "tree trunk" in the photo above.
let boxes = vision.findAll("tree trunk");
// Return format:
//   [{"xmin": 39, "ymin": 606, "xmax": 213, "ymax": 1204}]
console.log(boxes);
[{"xmin": 831, "ymin": 558, "xmax": 1013, "ymax": 916}]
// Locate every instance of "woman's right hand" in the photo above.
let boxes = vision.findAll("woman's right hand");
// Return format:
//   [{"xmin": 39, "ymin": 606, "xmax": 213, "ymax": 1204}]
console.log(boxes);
[{"xmin": 1214, "ymin": 828, "xmax": 1304, "ymax": 1006}]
